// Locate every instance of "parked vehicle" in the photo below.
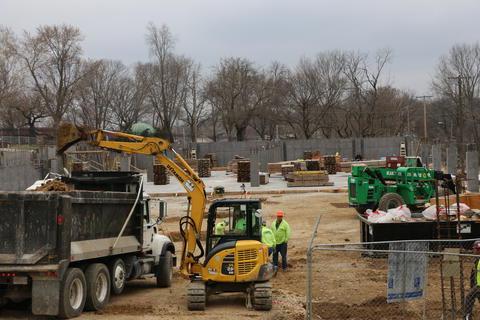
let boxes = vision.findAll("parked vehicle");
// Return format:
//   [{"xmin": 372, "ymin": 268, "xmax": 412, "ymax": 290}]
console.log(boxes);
[{"xmin": 0, "ymin": 171, "xmax": 174, "ymax": 318}]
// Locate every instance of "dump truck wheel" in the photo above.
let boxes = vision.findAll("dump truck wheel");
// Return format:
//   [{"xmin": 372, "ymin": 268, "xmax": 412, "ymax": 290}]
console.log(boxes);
[
  {"xmin": 59, "ymin": 268, "xmax": 87, "ymax": 319},
  {"xmin": 156, "ymin": 251, "xmax": 173, "ymax": 288},
  {"xmin": 187, "ymin": 281, "xmax": 206, "ymax": 311},
  {"xmin": 85, "ymin": 263, "xmax": 111, "ymax": 311},
  {"xmin": 110, "ymin": 258, "xmax": 126, "ymax": 295},
  {"xmin": 253, "ymin": 282, "xmax": 272, "ymax": 311},
  {"xmin": 378, "ymin": 193, "xmax": 404, "ymax": 211}
]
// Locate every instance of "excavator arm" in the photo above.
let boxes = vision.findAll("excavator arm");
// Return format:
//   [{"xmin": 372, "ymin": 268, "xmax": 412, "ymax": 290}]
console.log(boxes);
[{"xmin": 57, "ymin": 124, "xmax": 206, "ymax": 277}]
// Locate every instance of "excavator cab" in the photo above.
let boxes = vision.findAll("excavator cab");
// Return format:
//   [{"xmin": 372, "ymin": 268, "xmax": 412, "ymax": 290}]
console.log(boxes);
[{"xmin": 206, "ymin": 199, "xmax": 262, "ymax": 250}]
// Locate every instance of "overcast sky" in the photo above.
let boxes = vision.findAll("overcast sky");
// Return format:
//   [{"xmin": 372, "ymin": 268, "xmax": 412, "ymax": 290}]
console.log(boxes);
[{"xmin": 1, "ymin": 0, "xmax": 479, "ymax": 94}]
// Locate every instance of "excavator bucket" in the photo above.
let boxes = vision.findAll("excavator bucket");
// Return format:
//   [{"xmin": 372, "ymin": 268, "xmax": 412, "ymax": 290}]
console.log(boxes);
[{"xmin": 56, "ymin": 123, "xmax": 89, "ymax": 154}]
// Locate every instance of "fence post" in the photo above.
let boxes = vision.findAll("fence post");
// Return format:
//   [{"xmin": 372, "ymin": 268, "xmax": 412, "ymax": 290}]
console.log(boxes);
[{"xmin": 306, "ymin": 216, "xmax": 321, "ymax": 320}]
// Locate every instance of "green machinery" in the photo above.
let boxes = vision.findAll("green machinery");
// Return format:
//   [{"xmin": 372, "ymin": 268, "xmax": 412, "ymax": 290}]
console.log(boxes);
[{"xmin": 348, "ymin": 160, "xmax": 435, "ymax": 214}]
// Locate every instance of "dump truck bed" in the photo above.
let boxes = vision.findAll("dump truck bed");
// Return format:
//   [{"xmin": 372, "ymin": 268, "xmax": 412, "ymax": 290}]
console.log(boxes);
[{"xmin": 0, "ymin": 190, "xmax": 142, "ymax": 267}]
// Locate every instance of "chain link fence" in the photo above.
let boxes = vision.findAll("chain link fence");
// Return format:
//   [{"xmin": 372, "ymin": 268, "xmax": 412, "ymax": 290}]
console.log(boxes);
[{"xmin": 306, "ymin": 218, "xmax": 480, "ymax": 319}]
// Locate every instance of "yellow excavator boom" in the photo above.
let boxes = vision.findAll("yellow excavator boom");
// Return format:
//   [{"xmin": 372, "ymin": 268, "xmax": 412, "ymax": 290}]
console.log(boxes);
[{"xmin": 57, "ymin": 123, "xmax": 206, "ymax": 276}]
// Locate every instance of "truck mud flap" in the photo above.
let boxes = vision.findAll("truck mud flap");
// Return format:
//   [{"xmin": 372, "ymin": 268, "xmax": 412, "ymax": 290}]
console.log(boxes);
[{"xmin": 32, "ymin": 279, "xmax": 60, "ymax": 316}]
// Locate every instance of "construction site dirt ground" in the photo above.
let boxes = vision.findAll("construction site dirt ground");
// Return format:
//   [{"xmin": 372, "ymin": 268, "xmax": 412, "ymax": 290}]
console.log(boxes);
[{"xmin": 1, "ymin": 191, "xmax": 368, "ymax": 320}]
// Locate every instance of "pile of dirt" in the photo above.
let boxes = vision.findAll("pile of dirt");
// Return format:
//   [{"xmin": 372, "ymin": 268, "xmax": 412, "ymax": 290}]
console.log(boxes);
[{"xmin": 34, "ymin": 180, "xmax": 71, "ymax": 192}]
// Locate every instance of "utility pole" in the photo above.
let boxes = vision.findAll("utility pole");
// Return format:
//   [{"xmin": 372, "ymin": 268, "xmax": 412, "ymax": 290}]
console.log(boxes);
[
  {"xmin": 448, "ymin": 75, "xmax": 471, "ymax": 173},
  {"xmin": 416, "ymin": 95, "xmax": 432, "ymax": 141}
]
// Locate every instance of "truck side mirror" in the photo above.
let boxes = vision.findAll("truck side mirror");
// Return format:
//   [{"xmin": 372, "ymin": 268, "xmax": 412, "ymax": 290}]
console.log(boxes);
[{"xmin": 159, "ymin": 200, "xmax": 167, "ymax": 220}]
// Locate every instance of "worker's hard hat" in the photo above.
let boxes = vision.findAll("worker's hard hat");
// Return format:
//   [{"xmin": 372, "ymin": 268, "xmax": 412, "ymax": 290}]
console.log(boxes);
[
  {"xmin": 276, "ymin": 210, "xmax": 284, "ymax": 217},
  {"xmin": 473, "ymin": 241, "xmax": 480, "ymax": 252}
]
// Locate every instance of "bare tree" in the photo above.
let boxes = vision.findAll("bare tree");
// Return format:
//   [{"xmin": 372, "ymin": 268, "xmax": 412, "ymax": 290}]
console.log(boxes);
[
  {"xmin": 251, "ymin": 62, "xmax": 288, "ymax": 140},
  {"xmin": 19, "ymin": 24, "xmax": 85, "ymax": 124},
  {"xmin": 182, "ymin": 62, "xmax": 207, "ymax": 142},
  {"xmin": 110, "ymin": 63, "xmax": 149, "ymax": 131},
  {"xmin": 283, "ymin": 51, "xmax": 347, "ymax": 139},
  {"xmin": 0, "ymin": 27, "xmax": 20, "ymax": 106},
  {"xmin": 0, "ymin": 26, "xmax": 24, "ymax": 127},
  {"xmin": 75, "ymin": 60, "xmax": 126, "ymax": 129},
  {"xmin": 145, "ymin": 23, "xmax": 190, "ymax": 142},
  {"xmin": 432, "ymin": 43, "xmax": 480, "ymax": 145},
  {"xmin": 205, "ymin": 57, "xmax": 265, "ymax": 141},
  {"xmin": 343, "ymin": 48, "xmax": 392, "ymax": 137}
]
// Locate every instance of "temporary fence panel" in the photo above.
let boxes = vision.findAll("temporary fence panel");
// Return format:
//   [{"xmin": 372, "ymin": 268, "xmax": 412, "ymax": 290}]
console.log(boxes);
[{"xmin": 306, "ymin": 225, "xmax": 480, "ymax": 320}]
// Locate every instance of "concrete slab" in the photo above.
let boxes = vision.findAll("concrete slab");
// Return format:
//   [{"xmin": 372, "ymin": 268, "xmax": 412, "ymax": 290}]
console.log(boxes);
[{"xmin": 143, "ymin": 170, "xmax": 349, "ymax": 195}]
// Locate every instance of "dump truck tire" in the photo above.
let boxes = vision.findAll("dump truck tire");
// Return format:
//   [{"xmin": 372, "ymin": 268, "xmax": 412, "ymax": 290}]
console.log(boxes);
[
  {"xmin": 58, "ymin": 268, "xmax": 87, "ymax": 319},
  {"xmin": 187, "ymin": 281, "xmax": 206, "ymax": 311},
  {"xmin": 85, "ymin": 263, "xmax": 111, "ymax": 311},
  {"xmin": 253, "ymin": 282, "xmax": 272, "ymax": 311},
  {"xmin": 110, "ymin": 258, "xmax": 126, "ymax": 295},
  {"xmin": 378, "ymin": 193, "xmax": 404, "ymax": 211},
  {"xmin": 156, "ymin": 251, "xmax": 173, "ymax": 288}
]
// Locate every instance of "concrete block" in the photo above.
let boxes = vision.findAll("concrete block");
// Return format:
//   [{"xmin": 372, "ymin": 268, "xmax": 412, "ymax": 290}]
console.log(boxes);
[
  {"xmin": 446, "ymin": 146, "xmax": 457, "ymax": 174},
  {"xmin": 431, "ymin": 145, "xmax": 442, "ymax": 171},
  {"xmin": 466, "ymin": 145, "xmax": 479, "ymax": 192},
  {"xmin": 250, "ymin": 153, "xmax": 260, "ymax": 187}
]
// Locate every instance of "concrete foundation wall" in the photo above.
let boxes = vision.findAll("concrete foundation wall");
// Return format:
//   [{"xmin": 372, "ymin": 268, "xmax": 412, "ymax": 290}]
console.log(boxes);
[
  {"xmin": 0, "ymin": 149, "xmax": 42, "ymax": 191},
  {"xmin": 197, "ymin": 136, "xmax": 408, "ymax": 166}
]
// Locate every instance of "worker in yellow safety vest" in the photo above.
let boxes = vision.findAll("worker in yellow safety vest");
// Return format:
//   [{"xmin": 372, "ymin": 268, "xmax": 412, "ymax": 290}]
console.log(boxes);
[
  {"xmin": 261, "ymin": 221, "xmax": 276, "ymax": 256},
  {"xmin": 465, "ymin": 240, "xmax": 480, "ymax": 320},
  {"xmin": 271, "ymin": 210, "xmax": 291, "ymax": 271},
  {"xmin": 215, "ymin": 220, "xmax": 229, "ymax": 235}
]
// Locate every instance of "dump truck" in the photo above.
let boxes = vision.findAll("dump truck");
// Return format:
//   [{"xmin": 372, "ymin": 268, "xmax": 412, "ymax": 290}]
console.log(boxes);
[{"xmin": 0, "ymin": 171, "xmax": 174, "ymax": 318}]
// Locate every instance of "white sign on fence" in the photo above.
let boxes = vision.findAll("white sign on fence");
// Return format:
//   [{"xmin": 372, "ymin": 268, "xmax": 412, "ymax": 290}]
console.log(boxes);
[{"xmin": 387, "ymin": 242, "xmax": 428, "ymax": 303}]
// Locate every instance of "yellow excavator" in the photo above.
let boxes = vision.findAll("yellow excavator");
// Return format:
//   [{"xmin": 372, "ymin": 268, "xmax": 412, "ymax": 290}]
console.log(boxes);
[{"xmin": 57, "ymin": 124, "xmax": 274, "ymax": 311}]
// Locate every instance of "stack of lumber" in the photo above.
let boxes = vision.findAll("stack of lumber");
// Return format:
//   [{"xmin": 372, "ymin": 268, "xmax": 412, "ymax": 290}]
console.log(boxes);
[
  {"xmin": 259, "ymin": 172, "xmax": 269, "ymax": 185},
  {"xmin": 154, "ymin": 164, "xmax": 170, "ymax": 185},
  {"xmin": 324, "ymin": 156, "xmax": 337, "ymax": 174},
  {"xmin": 281, "ymin": 164, "xmax": 295, "ymax": 179},
  {"xmin": 237, "ymin": 160, "xmax": 251, "ymax": 182},
  {"xmin": 340, "ymin": 160, "xmax": 386, "ymax": 173},
  {"xmin": 311, "ymin": 151, "xmax": 322, "ymax": 159},
  {"xmin": 197, "ymin": 158, "xmax": 211, "ymax": 177},
  {"xmin": 227, "ymin": 155, "xmax": 247, "ymax": 174},
  {"xmin": 303, "ymin": 151, "xmax": 313, "ymax": 160},
  {"xmin": 335, "ymin": 154, "xmax": 342, "ymax": 172},
  {"xmin": 204, "ymin": 153, "xmax": 218, "ymax": 167},
  {"xmin": 306, "ymin": 159, "xmax": 321, "ymax": 171},
  {"xmin": 286, "ymin": 171, "xmax": 333, "ymax": 187},
  {"xmin": 293, "ymin": 161, "xmax": 307, "ymax": 171}
]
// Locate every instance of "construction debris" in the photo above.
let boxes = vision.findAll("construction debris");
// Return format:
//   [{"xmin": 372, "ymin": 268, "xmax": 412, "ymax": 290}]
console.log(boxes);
[
  {"xmin": 34, "ymin": 179, "xmax": 71, "ymax": 192},
  {"xmin": 286, "ymin": 170, "xmax": 332, "ymax": 187}
]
